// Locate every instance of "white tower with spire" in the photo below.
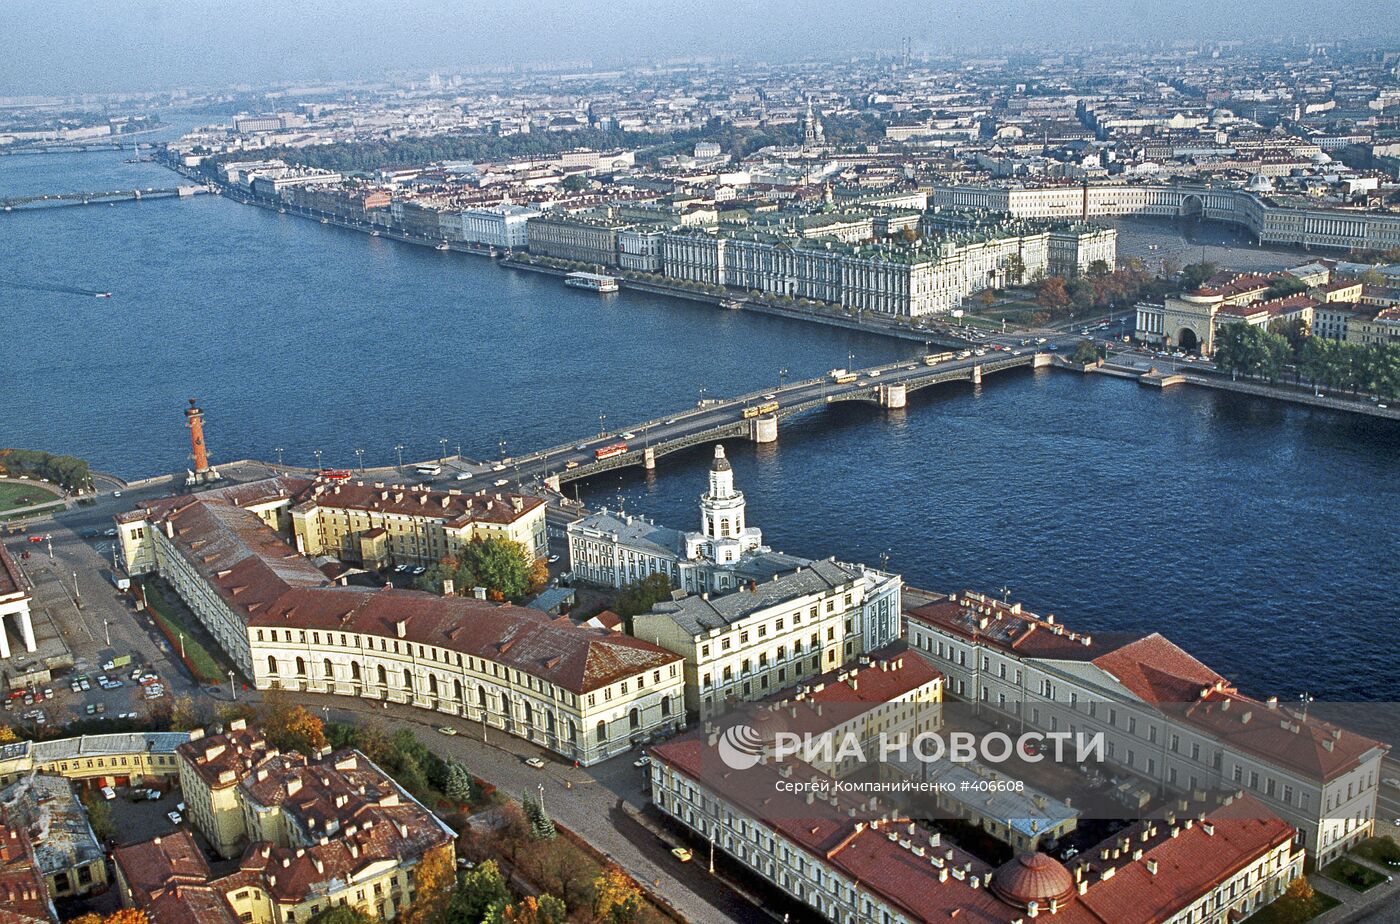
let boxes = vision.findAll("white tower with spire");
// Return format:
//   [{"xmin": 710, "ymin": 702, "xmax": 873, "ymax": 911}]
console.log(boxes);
[{"xmin": 685, "ymin": 445, "xmax": 763, "ymax": 566}]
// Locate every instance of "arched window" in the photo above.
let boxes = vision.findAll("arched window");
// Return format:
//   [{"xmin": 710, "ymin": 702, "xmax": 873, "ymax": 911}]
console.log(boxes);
[
  {"xmin": 661, "ymin": 696, "xmax": 671, "ymax": 717},
  {"xmin": 322, "ymin": 659, "xmax": 333, "ymax": 680},
  {"xmin": 267, "ymin": 656, "xmax": 278, "ymax": 675},
  {"xmin": 453, "ymin": 679, "xmax": 463, "ymax": 701},
  {"xmin": 428, "ymin": 675, "xmax": 439, "ymax": 696},
  {"xmin": 295, "ymin": 657, "xmax": 306, "ymax": 676},
  {"xmin": 629, "ymin": 707, "xmax": 640, "ymax": 730},
  {"xmin": 477, "ymin": 687, "xmax": 488, "ymax": 708},
  {"xmin": 523, "ymin": 701, "xmax": 533, "ymax": 726},
  {"xmin": 376, "ymin": 665, "xmax": 387, "ymax": 686},
  {"xmin": 596, "ymin": 719, "xmax": 608, "ymax": 743},
  {"xmin": 403, "ymin": 669, "xmax": 413, "ymax": 691},
  {"xmin": 351, "ymin": 662, "xmax": 361, "ymax": 682}
]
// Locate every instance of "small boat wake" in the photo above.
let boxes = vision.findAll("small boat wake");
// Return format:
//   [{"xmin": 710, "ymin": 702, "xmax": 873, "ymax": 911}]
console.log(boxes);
[{"xmin": 0, "ymin": 277, "xmax": 111, "ymax": 297}]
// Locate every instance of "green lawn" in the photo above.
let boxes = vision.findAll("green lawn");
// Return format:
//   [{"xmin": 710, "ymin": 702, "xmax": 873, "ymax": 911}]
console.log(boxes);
[
  {"xmin": 0, "ymin": 482, "xmax": 61, "ymax": 513},
  {"xmin": 1242, "ymin": 890, "xmax": 1340, "ymax": 923},
  {"xmin": 1322, "ymin": 856, "xmax": 1388, "ymax": 892},
  {"xmin": 142, "ymin": 581, "xmax": 231, "ymax": 684},
  {"xmin": 1352, "ymin": 837, "xmax": 1400, "ymax": 868}
]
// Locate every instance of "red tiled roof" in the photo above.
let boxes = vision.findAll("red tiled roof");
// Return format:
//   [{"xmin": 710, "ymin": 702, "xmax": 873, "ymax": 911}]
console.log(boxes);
[
  {"xmin": 112, "ymin": 829, "xmax": 211, "ymax": 904},
  {"xmin": 653, "ymin": 737, "xmax": 1301, "ymax": 923},
  {"xmin": 906, "ymin": 592, "xmax": 1387, "ymax": 783},
  {"xmin": 289, "ymin": 477, "xmax": 545, "ymax": 528},
  {"xmin": 130, "ymin": 479, "xmax": 679, "ymax": 694}
]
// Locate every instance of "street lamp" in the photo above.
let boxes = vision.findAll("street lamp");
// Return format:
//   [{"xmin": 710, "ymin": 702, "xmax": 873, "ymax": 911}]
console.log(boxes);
[
  {"xmin": 778, "ymin": 367, "xmax": 788, "ymax": 389},
  {"xmin": 103, "ymin": 619, "xmax": 110, "ymax": 646},
  {"xmin": 228, "ymin": 669, "xmax": 237, "ymax": 701},
  {"xmin": 313, "ymin": 449, "xmax": 323, "ymax": 472},
  {"xmin": 499, "ymin": 439, "xmax": 507, "ymax": 462},
  {"xmin": 274, "ymin": 447, "xmax": 284, "ymax": 469},
  {"xmin": 438, "ymin": 438, "xmax": 448, "ymax": 464},
  {"xmin": 847, "ymin": 351, "xmax": 856, "ymax": 371},
  {"xmin": 394, "ymin": 443, "xmax": 405, "ymax": 472},
  {"xmin": 598, "ymin": 412, "xmax": 607, "ymax": 438},
  {"xmin": 537, "ymin": 782, "xmax": 545, "ymax": 815},
  {"xmin": 355, "ymin": 448, "xmax": 365, "ymax": 473},
  {"xmin": 697, "ymin": 386, "xmax": 707, "ymax": 406}
]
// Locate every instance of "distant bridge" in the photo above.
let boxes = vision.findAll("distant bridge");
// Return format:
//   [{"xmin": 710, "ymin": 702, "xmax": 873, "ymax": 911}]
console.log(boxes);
[
  {"xmin": 1, "ymin": 185, "xmax": 208, "ymax": 211},
  {"xmin": 468, "ymin": 350, "xmax": 1058, "ymax": 488}
]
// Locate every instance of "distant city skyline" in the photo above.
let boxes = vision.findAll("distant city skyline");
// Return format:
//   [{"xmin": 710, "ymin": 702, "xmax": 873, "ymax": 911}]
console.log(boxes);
[{"xmin": 4, "ymin": 0, "xmax": 1400, "ymax": 96}]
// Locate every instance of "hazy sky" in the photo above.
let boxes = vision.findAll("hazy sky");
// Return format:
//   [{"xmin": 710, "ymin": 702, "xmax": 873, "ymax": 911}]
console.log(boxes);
[{"xmin": 4, "ymin": 0, "xmax": 1398, "ymax": 96}]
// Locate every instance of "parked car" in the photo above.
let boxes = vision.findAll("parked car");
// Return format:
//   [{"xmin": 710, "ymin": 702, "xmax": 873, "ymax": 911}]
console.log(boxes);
[
  {"xmin": 101, "ymin": 786, "xmax": 116, "ymax": 801},
  {"xmin": 437, "ymin": 726, "xmax": 458, "ymax": 736},
  {"xmin": 167, "ymin": 811, "xmax": 182, "ymax": 825},
  {"xmin": 523, "ymin": 757, "xmax": 546, "ymax": 769},
  {"xmin": 671, "ymin": 847, "xmax": 693, "ymax": 863}
]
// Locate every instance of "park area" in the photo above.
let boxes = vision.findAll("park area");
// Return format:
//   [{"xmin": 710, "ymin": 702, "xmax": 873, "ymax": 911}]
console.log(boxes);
[{"xmin": 0, "ymin": 480, "xmax": 61, "ymax": 513}]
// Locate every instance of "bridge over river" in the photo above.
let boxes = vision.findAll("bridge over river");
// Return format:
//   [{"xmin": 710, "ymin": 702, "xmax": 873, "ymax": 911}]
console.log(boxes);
[
  {"xmin": 1, "ymin": 185, "xmax": 207, "ymax": 211},
  {"xmin": 450, "ymin": 349, "xmax": 1058, "ymax": 490}
]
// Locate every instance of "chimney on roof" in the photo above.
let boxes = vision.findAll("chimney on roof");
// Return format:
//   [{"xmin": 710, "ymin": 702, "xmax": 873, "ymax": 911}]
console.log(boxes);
[
  {"xmin": 473, "ymin": 586, "xmax": 487, "ymax": 600},
  {"xmin": 395, "ymin": 619, "xmax": 407, "ymax": 638}
]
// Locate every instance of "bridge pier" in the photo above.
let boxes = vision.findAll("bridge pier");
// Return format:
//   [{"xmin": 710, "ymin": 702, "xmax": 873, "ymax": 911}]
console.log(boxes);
[
  {"xmin": 749, "ymin": 414, "xmax": 778, "ymax": 444},
  {"xmin": 644, "ymin": 446, "xmax": 656, "ymax": 470},
  {"xmin": 971, "ymin": 364, "xmax": 983, "ymax": 385},
  {"xmin": 878, "ymin": 383, "xmax": 907, "ymax": 409},
  {"xmin": 544, "ymin": 474, "xmax": 560, "ymax": 493}
]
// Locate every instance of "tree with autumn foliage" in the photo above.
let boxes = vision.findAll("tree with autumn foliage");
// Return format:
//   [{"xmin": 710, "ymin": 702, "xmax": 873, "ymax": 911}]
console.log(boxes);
[
  {"xmin": 591, "ymin": 866, "xmax": 643, "ymax": 924},
  {"xmin": 0, "ymin": 726, "xmax": 20, "ymax": 745},
  {"xmin": 417, "ymin": 536, "xmax": 535, "ymax": 602},
  {"xmin": 402, "ymin": 845, "xmax": 456, "ymax": 924},
  {"xmin": 102, "ymin": 910, "xmax": 151, "ymax": 924},
  {"xmin": 501, "ymin": 896, "xmax": 566, "ymax": 924},
  {"xmin": 258, "ymin": 692, "xmax": 328, "ymax": 755},
  {"xmin": 1036, "ymin": 276, "xmax": 1070, "ymax": 312}
]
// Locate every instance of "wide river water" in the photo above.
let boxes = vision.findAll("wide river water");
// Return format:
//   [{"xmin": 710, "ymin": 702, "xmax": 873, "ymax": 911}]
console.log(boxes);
[{"xmin": 3, "ymin": 145, "xmax": 1398, "ymax": 704}]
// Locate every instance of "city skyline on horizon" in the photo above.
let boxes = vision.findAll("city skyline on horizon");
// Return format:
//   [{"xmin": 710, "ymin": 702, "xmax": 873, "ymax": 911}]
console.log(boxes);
[{"xmin": 4, "ymin": 0, "xmax": 1400, "ymax": 97}]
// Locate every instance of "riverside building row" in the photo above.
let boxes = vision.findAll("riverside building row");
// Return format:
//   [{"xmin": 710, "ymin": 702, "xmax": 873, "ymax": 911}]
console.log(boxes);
[
  {"xmin": 527, "ymin": 208, "xmax": 1116, "ymax": 317},
  {"xmin": 116, "ymin": 478, "xmax": 685, "ymax": 765},
  {"xmin": 904, "ymin": 590, "xmax": 1387, "ymax": 866},
  {"xmin": 928, "ymin": 181, "xmax": 1400, "ymax": 253}
]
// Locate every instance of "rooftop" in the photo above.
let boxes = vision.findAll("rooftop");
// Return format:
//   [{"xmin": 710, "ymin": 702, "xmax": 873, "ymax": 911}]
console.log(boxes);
[{"xmin": 647, "ymin": 558, "xmax": 863, "ymax": 636}]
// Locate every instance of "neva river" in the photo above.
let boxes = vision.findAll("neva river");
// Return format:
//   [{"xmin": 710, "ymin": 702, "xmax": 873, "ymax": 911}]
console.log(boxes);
[{"xmin": 4, "ymin": 147, "xmax": 1399, "ymax": 703}]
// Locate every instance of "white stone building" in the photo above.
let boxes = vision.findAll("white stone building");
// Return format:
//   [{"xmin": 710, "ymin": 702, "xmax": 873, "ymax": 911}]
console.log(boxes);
[
  {"xmin": 115, "ymin": 479, "xmax": 685, "ymax": 765},
  {"xmin": 453, "ymin": 204, "xmax": 539, "ymax": 249},
  {"xmin": 0, "ymin": 544, "xmax": 37, "ymax": 660},
  {"xmin": 567, "ymin": 445, "xmax": 902, "ymax": 656},
  {"xmin": 634, "ymin": 558, "xmax": 877, "ymax": 720},
  {"xmin": 905, "ymin": 590, "xmax": 1387, "ymax": 866}
]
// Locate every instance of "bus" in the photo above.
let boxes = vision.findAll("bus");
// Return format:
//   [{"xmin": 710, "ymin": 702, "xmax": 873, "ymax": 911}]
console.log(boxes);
[
  {"xmin": 594, "ymin": 442, "xmax": 628, "ymax": 461},
  {"xmin": 923, "ymin": 351, "xmax": 955, "ymax": 366},
  {"xmin": 742, "ymin": 400, "xmax": 780, "ymax": 419},
  {"xmin": 318, "ymin": 469, "xmax": 353, "ymax": 482},
  {"xmin": 414, "ymin": 463, "xmax": 442, "ymax": 476},
  {"xmin": 831, "ymin": 371, "xmax": 858, "ymax": 384}
]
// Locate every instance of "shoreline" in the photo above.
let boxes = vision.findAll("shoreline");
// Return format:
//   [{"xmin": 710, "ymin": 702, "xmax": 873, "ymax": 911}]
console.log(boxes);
[{"xmin": 164, "ymin": 163, "xmax": 1400, "ymax": 438}]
